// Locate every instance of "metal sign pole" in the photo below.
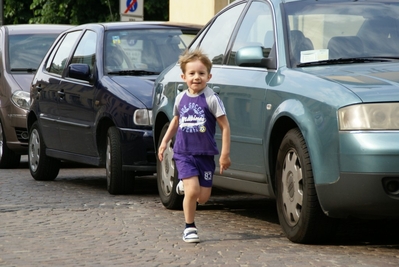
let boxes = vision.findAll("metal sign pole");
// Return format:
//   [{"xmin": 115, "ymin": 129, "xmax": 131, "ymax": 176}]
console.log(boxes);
[{"xmin": 0, "ymin": 0, "xmax": 3, "ymax": 26}]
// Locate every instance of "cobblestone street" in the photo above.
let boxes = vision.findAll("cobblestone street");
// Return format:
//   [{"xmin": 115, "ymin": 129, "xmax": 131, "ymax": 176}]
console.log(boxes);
[{"xmin": 1, "ymin": 158, "xmax": 399, "ymax": 266}]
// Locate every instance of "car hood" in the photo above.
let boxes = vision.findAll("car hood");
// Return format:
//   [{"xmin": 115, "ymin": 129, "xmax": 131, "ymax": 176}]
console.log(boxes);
[
  {"xmin": 109, "ymin": 76, "xmax": 155, "ymax": 108},
  {"xmin": 305, "ymin": 62, "xmax": 399, "ymax": 103},
  {"xmin": 12, "ymin": 73, "xmax": 34, "ymax": 92}
]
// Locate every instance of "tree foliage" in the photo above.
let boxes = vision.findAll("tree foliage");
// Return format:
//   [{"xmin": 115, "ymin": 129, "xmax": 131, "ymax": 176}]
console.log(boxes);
[
  {"xmin": 144, "ymin": 0, "xmax": 169, "ymax": 21},
  {"xmin": 3, "ymin": 0, "xmax": 169, "ymax": 25},
  {"xmin": 28, "ymin": 0, "xmax": 120, "ymax": 24},
  {"xmin": 4, "ymin": 0, "xmax": 35, "ymax": 24}
]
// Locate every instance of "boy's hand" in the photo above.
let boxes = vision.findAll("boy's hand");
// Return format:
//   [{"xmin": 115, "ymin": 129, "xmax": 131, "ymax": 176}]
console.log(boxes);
[
  {"xmin": 219, "ymin": 155, "xmax": 231, "ymax": 174},
  {"xmin": 158, "ymin": 143, "xmax": 166, "ymax": 161}
]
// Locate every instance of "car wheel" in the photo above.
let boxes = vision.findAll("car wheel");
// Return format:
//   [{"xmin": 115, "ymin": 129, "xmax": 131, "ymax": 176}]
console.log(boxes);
[
  {"xmin": 0, "ymin": 120, "xmax": 21, "ymax": 168},
  {"xmin": 106, "ymin": 126, "xmax": 135, "ymax": 195},
  {"xmin": 28, "ymin": 121, "xmax": 60, "ymax": 181},
  {"xmin": 275, "ymin": 128, "xmax": 337, "ymax": 244},
  {"xmin": 156, "ymin": 123, "xmax": 183, "ymax": 210}
]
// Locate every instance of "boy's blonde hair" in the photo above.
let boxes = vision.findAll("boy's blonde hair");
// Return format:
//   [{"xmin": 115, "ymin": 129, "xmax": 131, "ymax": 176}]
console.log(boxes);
[{"xmin": 179, "ymin": 48, "xmax": 212, "ymax": 74}]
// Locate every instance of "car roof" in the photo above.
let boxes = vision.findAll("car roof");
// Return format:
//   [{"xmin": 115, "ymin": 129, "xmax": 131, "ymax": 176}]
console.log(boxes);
[
  {"xmin": 3, "ymin": 24, "xmax": 73, "ymax": 35},
  {"xmin": 71, "ymin": 21, "xmax": 203, "ymax": 31}
]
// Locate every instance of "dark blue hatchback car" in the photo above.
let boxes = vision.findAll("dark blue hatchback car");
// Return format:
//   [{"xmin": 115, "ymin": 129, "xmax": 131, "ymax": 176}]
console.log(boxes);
[{"xmin": 27, "ymin": 21, "xmax": 201, "ymax": 194}]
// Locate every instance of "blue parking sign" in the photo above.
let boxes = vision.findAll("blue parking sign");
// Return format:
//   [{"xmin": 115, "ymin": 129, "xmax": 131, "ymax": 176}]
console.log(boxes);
[
  {"xmin": 120, "ymin": 0, "xmax": 143, "ymax": 21},
  {"xmin": 125, "ymin": 0, "xmax": 138, "ymax": 12}
]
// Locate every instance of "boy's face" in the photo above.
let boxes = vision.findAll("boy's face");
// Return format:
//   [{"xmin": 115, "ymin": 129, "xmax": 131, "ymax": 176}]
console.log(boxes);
[{"xmin": 181, "ymin": 59, "xmax": 212, "ymax": 94}]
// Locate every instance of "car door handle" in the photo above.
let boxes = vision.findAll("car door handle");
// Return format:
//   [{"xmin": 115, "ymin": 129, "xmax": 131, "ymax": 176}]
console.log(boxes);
[
  {"xmin": 212, "ymin": 86, "xmax": 220, "ymax": 94},
  {"xmin": 177, "ymin": 84, "xmax": 184, "ymax": 92},
  {"xmin": 57, "ymin": 90, "xmax": 65, "ymax": 97}
]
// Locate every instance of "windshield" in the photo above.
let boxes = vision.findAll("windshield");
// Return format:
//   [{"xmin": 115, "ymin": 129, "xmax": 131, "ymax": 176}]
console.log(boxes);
[
  {"xmin": 104, "ymin": 28, "xmax": 198, "ymax": 74},
  {"xmin": 9, "ymin": 34, "xmax": 59, "ymax": 71},
  {"xmin": 283, "ymin": 1, "xmax": 399, "ymax": 67}
]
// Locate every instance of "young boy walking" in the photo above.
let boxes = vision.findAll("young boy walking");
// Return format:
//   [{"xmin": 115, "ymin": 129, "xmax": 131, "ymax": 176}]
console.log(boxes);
[{"xmin": 158, "ymin": 48, "xmax": 231, "ymax": 243}]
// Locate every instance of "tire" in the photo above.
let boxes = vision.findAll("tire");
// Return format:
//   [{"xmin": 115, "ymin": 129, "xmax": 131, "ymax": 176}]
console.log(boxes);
[
  {"xmin": 156, "ymin": 123, "xmax": 183, "ymax": 210},
  {"xmin": 106, "ymin": 126, "xmax": 135, "ymax": 195},
  {"xmin": 28, "ymin": 121, "xmax": 60, "ymax": 181},
  {"xmin": 275, "ymin": 128, "xmax": 337, "ymax": 244},
  {"xmin": 0, "ymin": 120, "xmax": 21, "ymax": 168}
]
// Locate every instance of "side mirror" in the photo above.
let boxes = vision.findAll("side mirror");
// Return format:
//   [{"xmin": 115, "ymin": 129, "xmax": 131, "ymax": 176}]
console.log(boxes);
[
  {"xmin": 68, "ymin": 63, "xmax": 92, "ymax": 82},
  {"xmin": 235, "ymin": 46, "xmax": 277, "ymax": 70}
]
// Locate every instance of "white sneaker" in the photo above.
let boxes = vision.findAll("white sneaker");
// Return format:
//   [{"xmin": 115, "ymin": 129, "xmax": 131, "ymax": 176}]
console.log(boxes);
[
  {"xmin": 176, "ymin": 180, "xmax": 184, "ymax": 195},
  {"xmin": 183, "ymin": 227, "xmax": 200, "ymax": 243}
]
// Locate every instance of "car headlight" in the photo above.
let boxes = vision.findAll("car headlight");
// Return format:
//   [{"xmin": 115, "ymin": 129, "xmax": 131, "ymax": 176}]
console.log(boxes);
[
  {"xmin": 134, "ymin": 109, "xmax": 153, "ymax": 126},
  {"xmin": 11, "ymin": 90, "xmax": 30, "ymax": 110},
  {"xmin": 339, "ymin": 103, "xmax": 399, "ymax": 130}
]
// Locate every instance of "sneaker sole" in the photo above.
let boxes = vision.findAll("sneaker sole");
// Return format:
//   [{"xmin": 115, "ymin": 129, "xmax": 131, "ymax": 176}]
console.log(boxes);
[
  {"xmin": 176, "ymin": 189, "xmax": 184, "ymax": 195},
  {"xmin": 183, "ymin": 237, "xmax": 200, "ymax": 243}
]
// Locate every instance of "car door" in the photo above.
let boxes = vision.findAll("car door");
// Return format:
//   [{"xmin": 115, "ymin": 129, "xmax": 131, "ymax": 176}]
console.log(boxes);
[
  {"xmin": 36, "ymin": 30, "xmax": 82, "ymax": 150},
  {"xmin": 57, "ymin": 30, "xmax": 98, "ymax": 156},
  {"xmin": 199, "ymin": 1, "xmax": 276, "ymax": 183}
]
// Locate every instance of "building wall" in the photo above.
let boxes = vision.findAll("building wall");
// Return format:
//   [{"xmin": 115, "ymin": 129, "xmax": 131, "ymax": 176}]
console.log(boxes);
[{"xmin": 170, "ymin": 0, "xmax": 231, "ymax": 25}]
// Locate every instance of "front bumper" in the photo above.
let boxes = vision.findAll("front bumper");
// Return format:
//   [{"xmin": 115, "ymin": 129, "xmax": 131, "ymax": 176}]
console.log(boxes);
[
  {"xmin": 317, "ymin": 131, "xmax": 399, "ymax": 219},
  {"xmin": 0, "ymin": 106, "xmax": 29, "ymax": 153},
  {"xmin": 317, "ymin": 172, "xmax": 399, "ymax": 219},
  {"xmin": 119, "ymin": 127, "xmax": 156, "ymax": 174}
]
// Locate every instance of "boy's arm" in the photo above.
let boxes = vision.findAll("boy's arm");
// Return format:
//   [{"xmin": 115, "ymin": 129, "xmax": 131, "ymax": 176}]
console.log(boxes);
[
  {"xmin": 217, "ymin": 115, "xmax": 231, "ymax": 174},
  {"xmin": 158, "ymin": 116, "xmax": 179, "ymax": 161}
]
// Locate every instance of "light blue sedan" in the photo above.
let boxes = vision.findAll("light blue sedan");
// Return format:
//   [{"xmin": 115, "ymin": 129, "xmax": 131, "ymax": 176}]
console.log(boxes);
[{"xmin": 152, "ymin": 0, "xmax": 399, "ymax": 243}]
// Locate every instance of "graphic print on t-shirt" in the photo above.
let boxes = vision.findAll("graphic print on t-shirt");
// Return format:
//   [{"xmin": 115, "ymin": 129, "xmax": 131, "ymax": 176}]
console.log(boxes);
[{"xmin": 179, "ymin": 102, "xmax": 207, "ymax": 133}]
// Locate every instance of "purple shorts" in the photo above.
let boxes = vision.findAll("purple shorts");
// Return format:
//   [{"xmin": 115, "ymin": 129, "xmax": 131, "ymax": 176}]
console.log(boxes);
[{"xmin": 173, "ymin": 153, "xmax": 215, "ymax": 187}]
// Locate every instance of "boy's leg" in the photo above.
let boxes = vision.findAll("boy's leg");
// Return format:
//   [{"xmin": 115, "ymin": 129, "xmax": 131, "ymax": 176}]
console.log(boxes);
[
  {"xmin": 196, "ymin": 155, "xmax": 215, "ymax": 204},
  {"xmin": 182, "ymin": 176, "xmax": 200, "ymax": 224},
  {"xmin": 197, "ymin": 186, "xmax": 212, "ymax": 204}
]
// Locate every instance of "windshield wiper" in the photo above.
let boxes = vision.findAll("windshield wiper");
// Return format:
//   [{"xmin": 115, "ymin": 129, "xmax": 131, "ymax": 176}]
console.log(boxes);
[
  {"xmin": 107, "ymin": 70, "xmax": 160, "ymax": 76},
  {"xmin": 10, "ymin": 68, "xmax": 36, "ymax": 72},
  {"xmin": 297, "ymin": 57, "xmax": 390, "ymax": 67}
]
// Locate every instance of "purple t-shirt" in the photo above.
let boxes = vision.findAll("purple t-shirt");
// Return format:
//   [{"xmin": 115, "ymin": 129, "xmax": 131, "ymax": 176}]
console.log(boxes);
[{"xmin": 173, "ymin": 86, "xmax": 226, "ymax": 155}]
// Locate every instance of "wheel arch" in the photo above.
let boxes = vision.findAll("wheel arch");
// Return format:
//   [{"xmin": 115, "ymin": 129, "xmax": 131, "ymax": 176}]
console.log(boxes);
[
  {"xmin": 153, "ymin": 111, "xmax": 171, "ymax": 153},
  {"xmin": 27, "ymin": 111, "xmax": 38, "ymax": 133},
  {"xmin": 96, "ymin": 116, "xmax": 115, "ymax": 166},
  {"xmin": 267, "ymin": 98, "xmax": 340, "ymax": 194},
  {"xmin": 268, "ymin": 116, "xmax": 298, "ymax": 194}
]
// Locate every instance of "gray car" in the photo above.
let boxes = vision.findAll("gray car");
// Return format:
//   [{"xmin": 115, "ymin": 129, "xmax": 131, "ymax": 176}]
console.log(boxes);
[
  {"xmin": 0, "ymin": 24, "xmax": 71, "ymax": 168},
  {"xmin": 152, "ymin": 0, "xmax": 399, "ymax": 244}
]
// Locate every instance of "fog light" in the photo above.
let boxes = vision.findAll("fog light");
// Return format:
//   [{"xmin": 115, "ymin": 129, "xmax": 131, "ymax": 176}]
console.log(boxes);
[
  {"xmin": 382, "ymin": 177, "xmax": 399, "ymax": 197},
  {"xmin": 386, "ymin": 180, "xmax": 399, "ymax": 193},
  {"xmin": 20, "ymin": 131, "xmax": 29, "ymax": 139}
]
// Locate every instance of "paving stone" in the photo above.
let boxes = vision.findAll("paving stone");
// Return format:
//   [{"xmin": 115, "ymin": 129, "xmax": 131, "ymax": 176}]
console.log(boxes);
[{"xmin": 1, "ymin": 157, "xmax": 399, "ymax": 266}]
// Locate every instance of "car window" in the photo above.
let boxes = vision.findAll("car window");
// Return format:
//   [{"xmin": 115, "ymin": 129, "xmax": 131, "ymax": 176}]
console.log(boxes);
[
  {"xmin": 8, "ymin": 33, "xmax": 59, "ymax": 71},
  {"xmin": 104, "ymin": 29, "xmax": 198, "ymax": 73},
  {"xmin": 69, "ymin": 30, "xmax": 97, "ymax": 77},
  {"xmin": 47, "ymin": 30, "xmax": 82, "ymax": 75},
  {"xmin": 45, "ymin": 34, "xmax": 64, "ymax": 73},
  {"xmin": 227, "ymin": 1, "xmax": 274, "ymax": 66},
  {"xmin": 177, "ymin": 28, "xmax": 200, "ymax": 49},
  {"xmin": 197, "ymin": 3, "xmax": 245, "ymax": 65},
  {"xmin": 283, "ymin": 1, "xmax": 399, "ymax": 66},
  {"xmin": 190, "ymin": 26, "xmax": 208, "ymax": 50}
]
